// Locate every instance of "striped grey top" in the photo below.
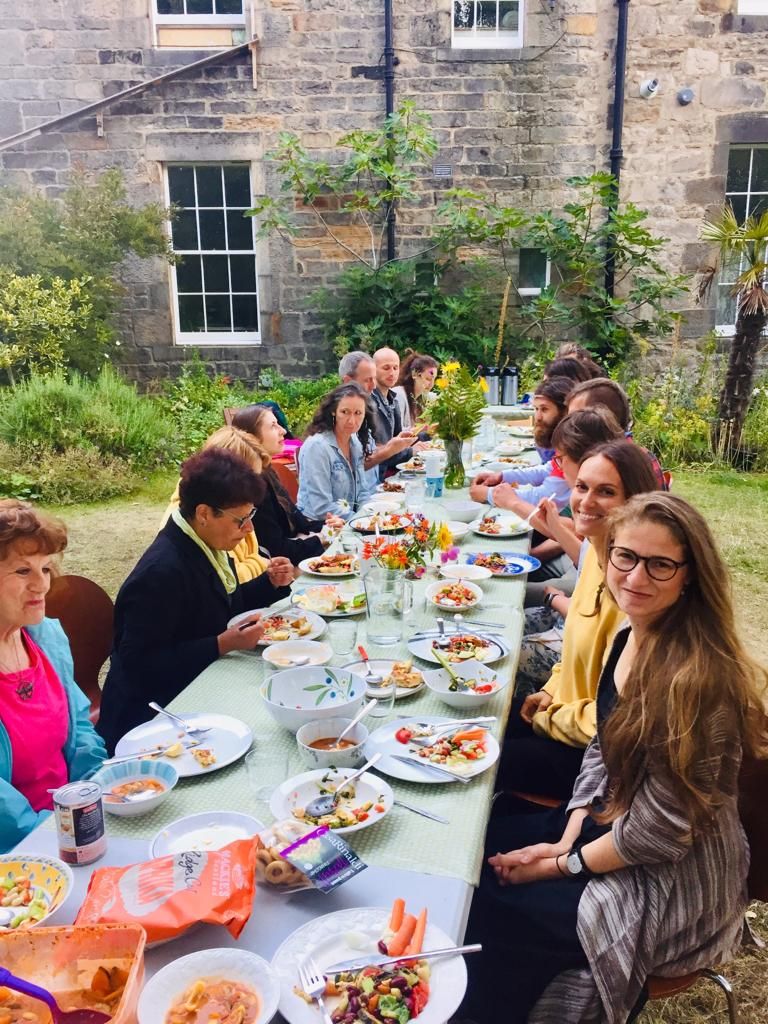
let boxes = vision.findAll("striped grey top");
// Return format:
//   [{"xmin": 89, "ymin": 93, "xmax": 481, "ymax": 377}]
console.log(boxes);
[{"xmin": 529, "ymin": 647, "xmax": 749, "ymax": 1023}]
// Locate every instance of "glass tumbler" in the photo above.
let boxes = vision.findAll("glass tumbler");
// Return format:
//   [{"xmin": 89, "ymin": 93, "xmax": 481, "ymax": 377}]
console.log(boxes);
[{"xmin": 245, "ymin": 742, "xmax": 290, "ymax": 825}]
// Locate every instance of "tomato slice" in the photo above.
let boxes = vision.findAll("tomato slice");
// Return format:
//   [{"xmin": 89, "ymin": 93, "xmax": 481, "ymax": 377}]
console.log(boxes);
[{"xmin": 395, "ymin": 728, "xmax": 413, "ymax": 744}]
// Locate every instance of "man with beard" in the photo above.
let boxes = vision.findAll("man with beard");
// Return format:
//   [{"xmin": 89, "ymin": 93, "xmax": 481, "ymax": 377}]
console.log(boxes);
[{"xmin": 470, "ymin": 376, "xmax": 574, "ymax": 515}]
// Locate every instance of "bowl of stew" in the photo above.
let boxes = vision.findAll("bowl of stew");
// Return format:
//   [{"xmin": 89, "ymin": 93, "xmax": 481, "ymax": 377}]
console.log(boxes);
[
  {"xmin": 91, "ymin": 759, "xmax": 178, "ymax": 818},
  {"xmin": 295, "ymin": 717, "xmax": 369, "ymax": 770}
]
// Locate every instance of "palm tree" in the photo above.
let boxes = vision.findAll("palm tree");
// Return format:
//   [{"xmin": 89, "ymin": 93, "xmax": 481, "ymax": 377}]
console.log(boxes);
[{"xmin": 700, "ymin": 206, "xmax": 768, "ymax": 462}]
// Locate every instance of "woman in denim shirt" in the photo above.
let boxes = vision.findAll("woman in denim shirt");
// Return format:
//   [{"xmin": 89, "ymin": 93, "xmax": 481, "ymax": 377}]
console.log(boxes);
[{"xmin": 297, "ymin": 383, "xmax": 376, "ymax": 520}]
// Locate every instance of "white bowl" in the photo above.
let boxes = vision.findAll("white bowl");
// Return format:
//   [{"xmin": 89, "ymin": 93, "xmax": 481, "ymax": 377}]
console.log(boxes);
[
  {"xmin": 138, "ymin": 948, "xmax": 280, "ymax": 1024},
  {"xmin": 425, "ymin": 578, "xmax": 483, "ymax": 610},
  {"xmin": 442, "ymin": 499, "xmax": 486, "ymax": 523},
  {"xmin": 150, "ymin": 811, "xmax": 264, "ymax": 858},
  {"xmin": 440, "ymin": 563, "xmax": 493, "ymax": 581},
  {"xmin": 261, "ymin": 666, "xmax": 366, "ymax": 733},
  {"xmin": 296, "ymin": 717, "xmax": 369, "ymax": 769},
  {"xmin": 444, "ymin": 520, "xmax": 470, "ymax": 542},
  {"xmin": 262, "ymin": 639, "xmax": 333, "ymax": 668},
  {"xmin": 362, "ymin": 498, "xmax": 403, "ymax": 513},
  {"xmin": 91, "ymin": 759, "xmax": 178, "ymax": 818},
  {"xmin": 423, "ymin": 659, "xmax": 508, "ymax": 709}
]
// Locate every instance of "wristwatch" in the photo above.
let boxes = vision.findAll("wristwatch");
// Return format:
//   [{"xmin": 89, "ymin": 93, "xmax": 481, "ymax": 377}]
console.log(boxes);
[
  {"xmin": 566, "ymin": 845, "xmax": 593, "ymax": 878},
  {"xmin": 543, "ymin": 591, "xmax": 555, "ymax": 610}
]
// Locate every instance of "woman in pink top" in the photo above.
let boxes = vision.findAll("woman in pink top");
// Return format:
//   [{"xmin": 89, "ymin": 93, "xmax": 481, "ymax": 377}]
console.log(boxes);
[{"xmin": 0, "ymin": 500, "xmax": 106, "ymax": 851}]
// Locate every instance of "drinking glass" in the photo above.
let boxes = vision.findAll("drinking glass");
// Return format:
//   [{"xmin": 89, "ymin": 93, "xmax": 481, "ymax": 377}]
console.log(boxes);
[
  {"xmin": 363, "ymin": 567, "xmax": 408, "ymax": 646},
  {"xmin": 328, "ymin": 618, "xmax": 359, "ymax": 660},
  {"xmin": 360, "ymin": 636, "xmax": 398, "ymax": 718},
  {"xmin": 245, "ymin": 741, "xmax": 290, "ymax": 825}
]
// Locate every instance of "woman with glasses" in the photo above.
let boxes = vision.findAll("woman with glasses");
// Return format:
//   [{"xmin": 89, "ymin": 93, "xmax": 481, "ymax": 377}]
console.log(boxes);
[
  {"xmin": 501, "ymin": 440, "xmax": 659, "ymax": 800},
  {"xmin": 464, "ymin": 493, "xmax": 767, "ymax": 1023},
  {"xmin": 296, "ymin": 383, "xmax": 377, "ymax": 521},
  {"xmin": 97, "ymin": 448, "xmax": 295, "ymax": 754}
]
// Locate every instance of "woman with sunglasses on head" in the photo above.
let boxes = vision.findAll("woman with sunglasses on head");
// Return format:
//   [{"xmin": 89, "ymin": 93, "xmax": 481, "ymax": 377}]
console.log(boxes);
[
  {"xmin": 465, "ymin": 493, "xmax": 767, "ymax": 1023},
  {"xmin": 97, "ymin": 448, "xmax": 295, "ymax": 754},
  {"xmin": 501, "ymin": 440, "xmax": 659, "ymax": 800}
]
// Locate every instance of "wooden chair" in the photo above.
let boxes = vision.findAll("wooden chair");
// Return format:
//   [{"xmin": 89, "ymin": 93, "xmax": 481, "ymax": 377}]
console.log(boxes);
[
  {"xmin": 644, "ymin": 753, "xmax": 768, "ymax": 1023},
  {"xmin": 45, "ymin": 575, "xmax": 114, "ymax": 725},
  {"xmin": 271, "ymin": 458, "xmax": 299, "ymax": 503}
]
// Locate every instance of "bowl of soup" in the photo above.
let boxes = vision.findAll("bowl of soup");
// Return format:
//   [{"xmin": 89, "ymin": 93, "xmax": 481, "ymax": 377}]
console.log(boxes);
[
  {"xmin": 92, "ymin": 759, "xmax": 178, "ymax": 818},
  {"xmin": 295, "ymin": 717, "xmax": 369, "ymax": 770}
]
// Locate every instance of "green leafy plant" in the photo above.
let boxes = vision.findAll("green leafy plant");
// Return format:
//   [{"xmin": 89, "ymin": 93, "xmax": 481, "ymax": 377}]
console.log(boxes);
[
  {"xmin": 428, "ymin": 363, "xmax": 487, "ymax": 440},
  {"xmin": 0, "ymin": 169, "xmax": 174, "ymax": 377}
]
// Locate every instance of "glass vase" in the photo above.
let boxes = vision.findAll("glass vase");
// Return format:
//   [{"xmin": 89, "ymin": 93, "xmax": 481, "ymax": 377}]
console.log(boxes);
[{"xmin": 443, "ymin": 438, "xmax": 466, "ymax": 489}]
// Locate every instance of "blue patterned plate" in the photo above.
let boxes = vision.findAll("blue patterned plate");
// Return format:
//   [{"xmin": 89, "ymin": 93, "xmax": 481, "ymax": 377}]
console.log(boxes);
[{"xmin": 465, "ymin": 551, "xmax": 541, "ymax": 577}]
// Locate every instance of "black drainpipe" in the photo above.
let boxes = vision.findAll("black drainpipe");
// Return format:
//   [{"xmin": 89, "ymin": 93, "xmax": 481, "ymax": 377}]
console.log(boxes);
[
  {"xmin": 383, "ymin": 0, "xmax": 396, "ymax": 263},
  {"xmin": 604, "ymin": 0, "xmax": 630, "ymax": 299}
]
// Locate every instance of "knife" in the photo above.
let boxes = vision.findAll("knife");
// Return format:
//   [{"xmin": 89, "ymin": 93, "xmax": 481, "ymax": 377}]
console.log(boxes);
[
  {"xmin": 323, "ymin": 943, "xmax": 483, "ymax": 976},
  {"xmin": 393, "ymin": 799, "xmax": 449, "ymax": 824},
  {"xmin": 391, "ymin": 754, "xmax": 472, "ymax": 784},
  {"xmin": 101, "ymin": 740, "xmax": 200, "ymax": 766}
]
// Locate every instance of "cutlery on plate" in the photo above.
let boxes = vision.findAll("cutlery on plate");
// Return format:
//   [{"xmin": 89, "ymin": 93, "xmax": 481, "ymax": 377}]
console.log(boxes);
[
  {"xmin": 393, "ymin": 799, "xmax": 449, "ymax": 824},
  {"xmin": 433, "ymin": 648, "xmax": 470, "ymax": 691},
  {"xmin": 390, "ymin": 754, "xmax": 471, "ymax": 784},
  {"xmin": 101, "ymin": 740, "xmax": 200, "ymax": 766},
  {"xmin": 453, "ymin": 613, "xmax": 504, "ymax": 630},
  {"xmin": 323, "ymin": 942, "xmax": 483, "ymax": 975},
  {"xmin": 269, "ymin": 654, "xmax": 311, "ymax": 668},
  {"xmin": 298, "ymin": 959, "xmax": 334, "ymax": 1024},
  {"xmin": 434, "ymin": 617, "xmax": 450, "ymax": 649},
  {"xmin": 303, "ymin": 753, "xmax": 383, "ymax": 817},
  {"xmin": 408, "ymin": 722, "xmax": 493, "ymax": 747},
  {"xmin": 407, "ymin": 716, "xmax": 497, "ymax": 730},
  {"xmin": 148, "ymin": 701, "xmax": 211, "ymax": 739}
]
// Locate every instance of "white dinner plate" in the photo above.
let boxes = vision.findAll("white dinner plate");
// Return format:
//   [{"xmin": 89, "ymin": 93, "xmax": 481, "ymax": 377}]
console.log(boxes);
[
  {"xmin": 149, "ymin": 811, "xmax": 265, "ymax": 858},
  {"xmin": 407, "ymin": 632, "xmax": 508, "ymax": 666},
  {"xmin": 395, "ymin": 460, "xmax": 426, "ymax": 474},
  {"xmin": 439, "ymin": 563, "xmax": 493, "ymax": 581},
  {"xmin": 114, "ymin": 712, "xmax": 253, "ymax": 778},
  {"xmin": 292, "ymin": 584, "xmax": 367, "ymax": 618},
  {"xmin": 365, "ymin": 716, "xmax": 500, "ymax": 783},
  {"xmin": 349, "ymin": 513, "xmax": 411, "ymax": 534},
  {"xmin": 341, "ymin": 658, "xmax": 425, "ymax": 699},
  {"xmin": 269, "ymin": 768, "xmax": 394, "ymax": 835},
  {"xmin": 298, "ymin": 555, "xmax": 360, "ymax": 578},
  {"xmin": 470, "ymin": 515, "xmax": 532, "ymax": 538},
  {"xmin": 375, "ymin": 481, "xmax": 406, "ymax": 494},
  {"xmin": 272, "ymin": 906, "xmax": 467, "ymax": 1024},
  {"xmin": 506, "ymin": 425, "xmax": 535, "ymax": 439},
  {"xmin": 465, "ymin": 551, "xmax": 542, "ymax": 577},
  {"xmin": 228, "ymin": 607, "xmax": 327, "ymax": 643}
]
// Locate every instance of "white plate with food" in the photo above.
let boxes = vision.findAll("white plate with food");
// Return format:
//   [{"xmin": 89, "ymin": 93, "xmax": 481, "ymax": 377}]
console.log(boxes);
[
  {"xmin": 298, "ymin": 553, "xmax": 360, "ymax": 577},
  {"xmin": 292, "ymin": 583, "xmax": 367, "ymax": 617},
  {"xmin": 228, "ymin": 607, "xmax": 327, "ymax": 643},
  {"xmin": 342, "ymin": 658, "xmax": 425, "ymax": 699},
  {"xmin": 407, "ymin": 632, "xmax": 508, "ymax": 665},
  {"xmin": 139, "ymin": 947, "xmax": 280, "ymax": 1024},
  {"xmin": 269, "ymin": 768, "xmax": 394, "ymax": 835},
  {"xmin": 376, "ymin": 480, "xmax": 406, "ymax": 494},
  {"xmin": 149, "ymin": 810, "xmax": 265, "ymax": 858},
  {"xmin": 272, "ymin": 905, "xmax": 467, "ymax": 1024},
  {"xmin": 113, "ymin": 712, "xmax": 253, "ymax": 778},
  {"xmin": 424, "ymin": 579, "xmax": 483, "ymax": 610},
  {"xmin": 395, "ymin": 457, "xmax": 426, "ymax": 474},
  {"xmin": 262, "ymin": 639, "xmax": 333, "ymax": 668},
  {"xmin": 465, "ymin": 551, "xmax": 542, "ymax": 577},
  {"xmin": 506, "ymin": 425, "xmax": 535, "ymax": 439},
  {"xmin": 364, "ymin": 716, "xmax": 499, "ymax": 783},
  {"xmin": 349, "ymin": 512, "xmax": 412, "ymax": 534},
  {"xmin": 470, "ymin": 513, "xmax": 532, "ymax": 538}
]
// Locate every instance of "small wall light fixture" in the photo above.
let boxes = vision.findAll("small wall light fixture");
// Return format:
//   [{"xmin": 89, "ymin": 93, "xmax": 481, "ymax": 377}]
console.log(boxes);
[{"xmin": 677, "ymin": 87, "xmax": 695, "ymax": 106}]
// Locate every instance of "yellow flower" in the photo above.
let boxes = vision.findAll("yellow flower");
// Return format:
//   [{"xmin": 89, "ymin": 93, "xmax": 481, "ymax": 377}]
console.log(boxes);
[
  {"xmin": 436, "ymin": 377, "xmax": 449, "ymax": 389},
  {"xmin": 437, "ymin": 522, "xmax": 453, "ymax": 551},
  {"xmin": 479, "ymin": 376, "xmax": 489, "ymax": 393},
  {"xmin": 443, "ymin": 361, "xmax": 460, "ymax": 373}
]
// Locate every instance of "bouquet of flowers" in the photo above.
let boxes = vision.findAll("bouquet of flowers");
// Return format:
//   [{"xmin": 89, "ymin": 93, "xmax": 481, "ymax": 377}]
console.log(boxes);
[
  {"xmin": 429, "ymin": 362, "xmax": 487, "ymax": 441},
  {"xmin": 362, "ymin": 515, "xmax": 457, "ymax": 576}
]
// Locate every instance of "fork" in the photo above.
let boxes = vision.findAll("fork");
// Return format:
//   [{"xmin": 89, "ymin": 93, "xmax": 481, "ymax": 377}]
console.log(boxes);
[
  {"xmin": 298, "ymin": 957, "xmax": 334, "ymax": 1024},
  {"xmin": 147, "ymin": 702, "xmax": 212, "ymax": 740}
]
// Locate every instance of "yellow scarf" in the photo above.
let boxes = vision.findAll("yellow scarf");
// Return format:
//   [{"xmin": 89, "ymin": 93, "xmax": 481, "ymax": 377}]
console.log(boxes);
[{"xmin": 171, "ymin": 508, "xmax": 238, "ymax": 596}]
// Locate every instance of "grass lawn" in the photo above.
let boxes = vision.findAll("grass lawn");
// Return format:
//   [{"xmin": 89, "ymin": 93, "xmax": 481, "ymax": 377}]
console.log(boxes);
[{"xmin": 44, "ymin": 468, "xmax": 768, "ymax": 1023}]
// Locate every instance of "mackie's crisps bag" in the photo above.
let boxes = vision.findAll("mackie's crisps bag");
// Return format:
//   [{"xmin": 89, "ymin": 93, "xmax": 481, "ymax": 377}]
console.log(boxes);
[{"xmin": 75, "ymin": 837, "xmax": 259, "ymax": 944}]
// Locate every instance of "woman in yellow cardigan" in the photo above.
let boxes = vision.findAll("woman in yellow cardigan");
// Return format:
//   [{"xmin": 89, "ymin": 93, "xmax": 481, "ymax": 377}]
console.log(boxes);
[
  {"xmin": 499, "ymin": 439, "xmax": 660, "ymax": 799},
  {"xmin": 162, "ymin": 427, "xmax": 271, "ymax": 583}
]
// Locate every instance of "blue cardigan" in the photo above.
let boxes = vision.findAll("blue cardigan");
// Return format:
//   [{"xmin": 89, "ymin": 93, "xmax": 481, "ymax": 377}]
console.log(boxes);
[{"xmin": 0, "ymin": 618, "xmax": 106, "ymax": 853}]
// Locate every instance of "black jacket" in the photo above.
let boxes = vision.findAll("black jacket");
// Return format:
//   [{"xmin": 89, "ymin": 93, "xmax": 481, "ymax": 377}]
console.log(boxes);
[
  {"xmin": 252, "ymin": 472, "xmax": 324, "ymax": 564},
  {"xmin": 97, "ymin": 519, "xmax": 289, "ymax": 754}
]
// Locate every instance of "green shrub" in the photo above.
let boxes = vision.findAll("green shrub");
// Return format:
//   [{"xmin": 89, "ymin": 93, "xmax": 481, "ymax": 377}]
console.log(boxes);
[
  {"xmin": 0, "ymin": 441, "xmax": 138, "ymax": 504},
  {"xmin": 742, "ymin": 374, "xmax": 768, "ymax": 470},
  {"xmin": 0, "ymin": 367, "xmax": 178, "ymax": 469}
]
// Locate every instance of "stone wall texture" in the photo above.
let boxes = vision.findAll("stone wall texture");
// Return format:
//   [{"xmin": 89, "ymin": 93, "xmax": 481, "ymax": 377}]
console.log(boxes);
[{"xmin": 1, "ymin": 0, "xmax": 767, "ymax": 380}]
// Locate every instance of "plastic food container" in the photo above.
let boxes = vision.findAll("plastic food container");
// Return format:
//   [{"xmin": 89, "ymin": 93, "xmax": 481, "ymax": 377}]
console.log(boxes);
[
  {"xmin": 0, "ymin": 923, "xmax": 146, "ymax": 1024},
  {"xmin": 255, "ymin": 820, "xmax": 314, "ymax": 894}
]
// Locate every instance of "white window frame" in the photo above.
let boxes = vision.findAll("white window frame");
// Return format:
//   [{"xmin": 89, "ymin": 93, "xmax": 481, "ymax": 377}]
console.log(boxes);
[
  {"xmin": 517, "ymin": 248, "xmax": 551, "ymax": 299},
  {"xmin": 153, "ymin": 0, "xmax": 244, "ymax": 24},
  {"xmin": 716, "ymin": 144, "xmax": 768, "ymax": 336},
  {"xmin": 452, "ymin": 0, "xmax": 524, "ymax": 49},
  {"xmin": 164, "ymin": 162, "xmax": 262, "ymax": 347},
  {"xmin": 737, "ymin": 1, "xmax": 768, "ymax": 14}
]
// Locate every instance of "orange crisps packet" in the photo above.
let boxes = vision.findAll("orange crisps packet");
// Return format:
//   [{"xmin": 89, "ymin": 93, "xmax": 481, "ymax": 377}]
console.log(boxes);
[{"xmin": 75, "ymin": 836, "xmax": 259, "ymax": 945}]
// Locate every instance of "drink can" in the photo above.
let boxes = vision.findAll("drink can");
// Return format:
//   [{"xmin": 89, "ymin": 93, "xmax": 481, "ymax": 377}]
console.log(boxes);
[{"xmin": 53, "ymin": 781, "xmax": 107, "ymax": 865}]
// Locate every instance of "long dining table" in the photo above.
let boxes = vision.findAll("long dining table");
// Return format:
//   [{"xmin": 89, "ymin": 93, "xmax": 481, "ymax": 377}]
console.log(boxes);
[{"xmin": 15, "ymin": 474, "xmax": 533, "ymax": 982}]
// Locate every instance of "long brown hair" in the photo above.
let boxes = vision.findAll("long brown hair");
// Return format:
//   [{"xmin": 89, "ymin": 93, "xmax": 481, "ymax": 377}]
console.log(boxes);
[
  {"xmin": 397, "ymin": 350, "xmax": 438, "ymax": 423},
  {"xmin": 598, "ymin": 493, "xmax": 768, "ymax": 830},
  {"xmin": 229, "ymin": 407, "xmax": 274, "ymax": 469}
]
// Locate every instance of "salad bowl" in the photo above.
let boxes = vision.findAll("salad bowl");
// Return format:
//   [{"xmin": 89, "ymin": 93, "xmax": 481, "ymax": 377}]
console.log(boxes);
[
  {"xmin": 261, "ymin": 666, "xmax": 366, "ymax": 733},
  {"xmin": 422, "ymin": 659, "xmax": 508, "ymax": 710}
]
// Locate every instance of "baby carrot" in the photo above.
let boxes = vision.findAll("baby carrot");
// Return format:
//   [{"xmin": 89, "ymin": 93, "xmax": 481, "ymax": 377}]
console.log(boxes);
[
  {"xmin": 451, "ymin": 728, "xmax": 485, "ymax": 743},
  {"xmin": 403, "ymin": 908, "xmax": 427, "ymax": 956},
  {"xmin": 387, "ymin": 913, "xmax": 417, "ymax": 956},
  {"xmin": 389, "ymin": 897, "xmax": 405, "ymax": 932}
]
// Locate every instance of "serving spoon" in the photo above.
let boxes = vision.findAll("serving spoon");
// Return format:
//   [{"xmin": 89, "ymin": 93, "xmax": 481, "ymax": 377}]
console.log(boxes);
[
  {"xmin": 0, "ymin": 968, "xmax": 110, "ymax": 1024},
  {"xmin": 333, "ymin": 700, "xmax": 378, "ymax": 746},
  {"xmin": 303, "ymin": 753, "xmax": 382, "ymax": 818}
]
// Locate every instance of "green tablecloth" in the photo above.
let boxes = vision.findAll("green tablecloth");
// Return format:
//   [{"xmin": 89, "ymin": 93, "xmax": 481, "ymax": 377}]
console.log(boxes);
[{"xmin": 103, "ymin": 503, "xmax": 529, "ymax": 887}]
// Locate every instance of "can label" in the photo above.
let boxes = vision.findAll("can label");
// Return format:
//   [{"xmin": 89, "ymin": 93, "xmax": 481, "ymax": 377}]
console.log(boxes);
[{"xmin": 53, "ymin": 781, "xmax": 107, "ymax": 865}]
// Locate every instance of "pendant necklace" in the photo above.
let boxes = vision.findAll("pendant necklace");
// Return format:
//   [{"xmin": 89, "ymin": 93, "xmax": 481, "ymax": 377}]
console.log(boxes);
[{"xmin": 0, "ymin": 634, "xmax": 34, "ymax": 700}]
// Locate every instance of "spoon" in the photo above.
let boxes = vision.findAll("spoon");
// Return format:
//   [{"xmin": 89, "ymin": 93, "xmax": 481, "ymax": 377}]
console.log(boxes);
[
  {"xmin": 270, "ymin": 655, "xmax": 311, "ymax": 668},
  {"xmin": 147, "ymin": 702, "xmax": 211, "ymax": 739},
  {"xmin": 433, "ymin": 648, "xmax": 470, "ymax": 691},
  {"xmin": 357, "ymin": 644, "xmax": 383, "ymax": 685},
  {"xmin": 0, "ymin": 968, "xmax": 110, "ymax": 1024},
  {"xmin": 334, "ymin": 700, "xmax": 378, "ymax": 746},
  {"xmin": 303, "ymin": 753, "xmax": 382, "ymax": 817}
]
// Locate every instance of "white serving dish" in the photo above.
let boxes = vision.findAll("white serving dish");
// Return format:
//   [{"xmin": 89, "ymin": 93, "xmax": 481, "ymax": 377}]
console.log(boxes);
[
  {"xmin": 260, "ymin": 665, "xmax": 366, "ymax": 733},
  {"xmin": 422, "ymin": 658, "xmax": 508, "ymax": 710},
  {"xmin": 441, "ymin": 498, "xmax": 486, "ymax": 523},
  {"xmin": 425, "ymin": 578, "xmax": 483, "ymax": 610}
]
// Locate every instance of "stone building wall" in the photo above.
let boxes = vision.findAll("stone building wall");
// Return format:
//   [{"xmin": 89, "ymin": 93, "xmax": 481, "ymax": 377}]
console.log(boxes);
[{"xmin": 0, "ymin": 0, "xmax": 766, "ymax": 380}]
